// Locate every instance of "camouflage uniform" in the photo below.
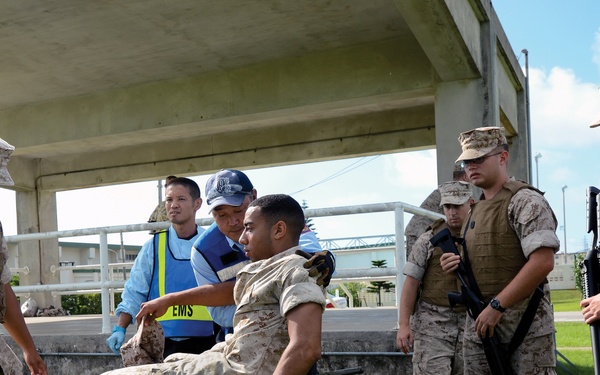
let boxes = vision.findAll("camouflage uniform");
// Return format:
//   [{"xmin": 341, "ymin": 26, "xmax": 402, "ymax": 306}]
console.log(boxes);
[
  {"xmin": 462, "ymin": 182, "xmax": 559, "ymax": 375},
  {"xmin": 405, "ymin": 228, "xmax": 464, "ymax": 375},
  {"xmin": 148, "ymin": 201, "xmax": 168, "ymax": 235},
  {"xmin": 148, "ymin": 202, "xmax": 168, "ymax": 224},
  {"xmin": 0, "ymin": 223, "xmax": 24, "ymax": 375},
  {"xmin": 102, "ymin": 246, "xmax": 326, "ymax": 375},
  {"xmin": 405, "ymin": 189, "xmax": 443, "ymax": 258},
  {"xmin": 120, "ymin": 316, "xmax": 165, "ymax": 367}
]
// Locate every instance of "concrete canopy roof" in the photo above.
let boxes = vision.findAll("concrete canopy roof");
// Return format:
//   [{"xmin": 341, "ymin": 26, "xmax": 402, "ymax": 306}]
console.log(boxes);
[{"xmin": 0, "ymin": 0, "xmax": 512, "ymax": 192}]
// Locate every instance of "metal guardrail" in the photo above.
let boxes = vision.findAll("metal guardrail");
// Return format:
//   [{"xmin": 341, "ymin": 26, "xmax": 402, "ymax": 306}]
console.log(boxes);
[{"xmin": 5, "ymin": 201, "xmax": 444, "ymax": 334}]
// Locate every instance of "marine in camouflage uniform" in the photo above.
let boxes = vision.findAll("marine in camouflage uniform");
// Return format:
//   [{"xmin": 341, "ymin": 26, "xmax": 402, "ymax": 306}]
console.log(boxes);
[
  {"xmin": 405, "ymin": 189, "xmax": 442, "ymax": 259},
  {"xmin": 405, "ymin": 166, "xmax": 466, "ymax": 258},
  {"xmin": 0, "ymin": 137, "xmax": 47, "ymax": 375},
  {"xmin": 452, "ymin": 127, "xmax": 559, "ymax": 375},
  {"xmin": 103, "ymin": 195, "xmax": 326, "ymax": 375},
  {"xmin": 398, "ymin": 181, "xmax": 473, "ymax": 374}
]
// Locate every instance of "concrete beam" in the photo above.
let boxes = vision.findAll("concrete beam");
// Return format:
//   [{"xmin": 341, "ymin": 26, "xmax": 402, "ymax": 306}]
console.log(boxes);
[
  {"xmin": 394, "ymin": 0, "xmax": 482, "ymax": 81},
  {"xmin": 1, "ymin": 37, "xmax": 432, "ymax": 155},
  {"xmin": 35, "ymin": 104, "xmax": 436, "ymax": 191}
]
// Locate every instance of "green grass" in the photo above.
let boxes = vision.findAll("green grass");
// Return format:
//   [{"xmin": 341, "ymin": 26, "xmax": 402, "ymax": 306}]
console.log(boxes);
[
  {"xmin": 553, "ymin": 289, "xmax": 594, "ymax": 374},
  {"xmin": 552, "ymin": 289, "xmax": 584, "ymax": 312}
]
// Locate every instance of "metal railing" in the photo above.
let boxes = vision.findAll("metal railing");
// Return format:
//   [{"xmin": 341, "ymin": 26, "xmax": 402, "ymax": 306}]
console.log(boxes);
[{"xmin": 5, "ymin": 201, "xmax": 444, "ymax": 334}]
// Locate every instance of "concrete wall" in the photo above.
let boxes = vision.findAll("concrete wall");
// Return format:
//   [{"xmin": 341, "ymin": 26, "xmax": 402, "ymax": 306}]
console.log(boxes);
[{"xmin": 4, "ymin": 331, "xmax": 409, "ymax": 375}]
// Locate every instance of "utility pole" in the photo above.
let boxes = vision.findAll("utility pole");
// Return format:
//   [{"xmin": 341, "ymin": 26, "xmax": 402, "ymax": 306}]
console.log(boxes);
[{"xmin": 562, "ymin": 185, "xmax": 568, "ymax": 264}]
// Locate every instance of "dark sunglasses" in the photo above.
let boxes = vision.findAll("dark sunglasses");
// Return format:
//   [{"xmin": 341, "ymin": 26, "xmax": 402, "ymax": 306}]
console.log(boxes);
[{"xmin": 461, "ymin": 151, "xmax": 503, "ymax": 167}]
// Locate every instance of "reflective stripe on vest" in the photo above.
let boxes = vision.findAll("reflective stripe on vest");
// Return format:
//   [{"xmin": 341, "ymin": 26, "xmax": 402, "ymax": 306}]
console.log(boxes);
[{"xmin": 150, "ymin": 231, "xmax": 213, "ymax": 337}]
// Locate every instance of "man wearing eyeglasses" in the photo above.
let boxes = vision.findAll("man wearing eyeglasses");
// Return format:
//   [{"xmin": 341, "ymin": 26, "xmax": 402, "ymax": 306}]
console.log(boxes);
[
  {"xmin": 440, "ymin": 127, "xmax": 559, "ymax": 374},
  {"xmin": 136, "ymin": 169, "xmax": 334, "ymax": 375}
]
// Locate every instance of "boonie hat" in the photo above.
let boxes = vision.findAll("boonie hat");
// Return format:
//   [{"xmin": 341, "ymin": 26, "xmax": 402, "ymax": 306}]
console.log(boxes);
[
  {"xmin": 205, "ymin": 169, "xmax": 254, "ymax": 212},
  {"xmin": 439, "ymin": 181, "xmax": 472, "ymax": 206},
  {"xmin": 456, "ymin": 126, "xmax": 507, "ymax": 162},
  {"xmin": 0, "ymin": 138, "xmax": 15, "ymax": 186}
]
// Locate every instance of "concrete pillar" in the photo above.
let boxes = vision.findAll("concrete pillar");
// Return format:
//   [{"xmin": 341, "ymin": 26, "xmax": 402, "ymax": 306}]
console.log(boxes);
[
  {"xmin": 435, "ymin": 79, "xmax": 486, "ymax": 184},
  {"xmin": 15, "ymin": 190, "xmax": 61, "ymax": 307}
]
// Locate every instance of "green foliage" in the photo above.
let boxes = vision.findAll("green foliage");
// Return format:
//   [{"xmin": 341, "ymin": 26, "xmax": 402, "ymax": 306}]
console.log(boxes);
[
  {"xmin": 366, "ymin": 260, "xmax": 395, "ymax": 307},
  {"xmin": 574, "ymin": 252, "xmax": 585, "ymax": 296},
  {"xmin": 10, "ymin": 274, "xmax": 19, "ymax": 286},
  {"xmin": 330, "ymin": 282, "xmax": 366, "ymax": 307},
  {"xmin": 61, "ymin": 293, "xmax": 122, "ymax": 315}
]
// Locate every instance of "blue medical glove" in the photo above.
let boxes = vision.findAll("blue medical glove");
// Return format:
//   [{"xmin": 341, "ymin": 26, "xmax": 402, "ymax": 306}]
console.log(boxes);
[{"xmin": 106, "ymin": 325, "xmax": 126, "ymax": 355}]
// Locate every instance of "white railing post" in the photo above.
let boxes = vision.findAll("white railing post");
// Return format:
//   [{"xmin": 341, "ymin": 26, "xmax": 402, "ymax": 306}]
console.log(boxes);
[
  {"xmin": 99, "ymin": 231, "xmax": 111, "ymax": 334},
  {"xmin": 394, "ymin": 205, "xmax": 405, "ymax": 328}
]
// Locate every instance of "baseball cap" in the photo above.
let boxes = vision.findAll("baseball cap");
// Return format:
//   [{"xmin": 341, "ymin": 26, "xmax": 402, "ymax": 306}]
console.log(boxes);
[
  {"xmin": 205, "ymin": 169, "xmax": 254, "ymax": 212},
  {"xmin": 0, "ymin": 138, "xmax": 15, "ymax": 186},
  {"xmin": 456, "ymin": 126, "xmax": 507, "ymax": 162},
  {"xmin": 439, "ymin": 181, "xmax": 472, "ymax": 206}
]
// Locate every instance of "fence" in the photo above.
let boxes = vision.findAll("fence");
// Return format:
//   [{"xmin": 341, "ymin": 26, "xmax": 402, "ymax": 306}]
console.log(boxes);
[{"xmin": 6, "ymin": 201, "xmax": 444, "ymax": 333}]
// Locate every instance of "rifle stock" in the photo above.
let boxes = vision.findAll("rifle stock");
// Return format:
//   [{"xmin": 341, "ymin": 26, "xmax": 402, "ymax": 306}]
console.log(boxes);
[
  {"xmin": 431, "ymin": 228, "xmax": 513, "ymax": 375},
  {"xmin": 582, "ymin": 186, "xmax": 600, "ymax": 374}
]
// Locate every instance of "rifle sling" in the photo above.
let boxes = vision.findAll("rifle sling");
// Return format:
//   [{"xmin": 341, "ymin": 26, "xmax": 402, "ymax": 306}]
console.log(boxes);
[
  {"xmin": 463, "ymin": 210, "xmax": 545, "ymax": 357},
  {"xmin": 506, "ymin": 284, "xmax": 545, "ymax": 355}
]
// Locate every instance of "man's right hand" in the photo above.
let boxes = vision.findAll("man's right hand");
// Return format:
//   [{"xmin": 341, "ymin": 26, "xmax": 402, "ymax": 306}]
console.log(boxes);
[
  {"xmin": 439, "ymin": 252, "xmax": 460, "ymax": 273},
  {"xmin": 106, "ymin": 326, "xmax": 126, "ymax": 354},
  {"xmin": 136, "ymin": 297, "xmax": 169, "ymax": 325}
]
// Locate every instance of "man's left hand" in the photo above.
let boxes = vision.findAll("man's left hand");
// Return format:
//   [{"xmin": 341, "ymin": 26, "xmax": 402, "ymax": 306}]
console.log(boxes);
[{"xmin": 296, "ymin": 250, "xmax": 336, "ymax": 287}]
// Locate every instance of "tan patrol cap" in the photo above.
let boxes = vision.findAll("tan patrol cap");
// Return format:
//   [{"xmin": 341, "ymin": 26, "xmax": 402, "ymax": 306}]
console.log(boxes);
[
  {"xmin": 456, "ymin": 126, "xmax": 507, "ymax": 162},
  {"xmin": 0, "ymin": 138, "xmax": 15, "ymax": 186},
  {"xmin": 439, "ymin": 181, "xmax": 472, "ymax": 206}
]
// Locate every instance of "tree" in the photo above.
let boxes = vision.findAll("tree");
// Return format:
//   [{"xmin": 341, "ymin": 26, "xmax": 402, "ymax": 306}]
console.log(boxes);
[
  {"xmin": 301, "ymin": 199, "xmax": 318, "ymax": 236},
  {"xmin": 366, "ymin": 259, "xmax": 395, "ymax": 307},
  {"xmin": 331, "ymin": 282, "xmax": 366, "ymax": 307},
  {"xmin": 574, "ymin": 252, "xmax": 585, "ymax": 297}
]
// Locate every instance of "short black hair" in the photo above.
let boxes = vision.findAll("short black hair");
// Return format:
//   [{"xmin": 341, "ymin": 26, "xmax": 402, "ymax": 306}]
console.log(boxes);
[
  {"xmin": 167, "ymin": 177, "xmax": 201, "ymax": 201},
  {"xmin": 249, "ymin": 194, "xmax": 304, "ymax": 242}
]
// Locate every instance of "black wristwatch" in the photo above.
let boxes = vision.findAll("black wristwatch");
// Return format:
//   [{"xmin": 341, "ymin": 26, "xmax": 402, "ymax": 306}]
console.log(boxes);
[{"xmin": 490, "ymin": 297, "xmax": 506, "ymax": 313}]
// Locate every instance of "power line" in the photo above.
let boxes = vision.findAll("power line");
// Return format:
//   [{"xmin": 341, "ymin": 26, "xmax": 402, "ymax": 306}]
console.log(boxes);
[{"xmin": 288, "ymin": 156, "xmax": 381, "ymax": 195}]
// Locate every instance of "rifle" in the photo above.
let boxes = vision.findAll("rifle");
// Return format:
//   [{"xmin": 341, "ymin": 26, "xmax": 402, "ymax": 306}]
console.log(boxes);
[
  {"xmin": 581, "ymin": 186, "xmax": 600, "ymax": 374},
  {"xmin": 430, "ymin": 228, "xmax": 513, "ymax": 375}
]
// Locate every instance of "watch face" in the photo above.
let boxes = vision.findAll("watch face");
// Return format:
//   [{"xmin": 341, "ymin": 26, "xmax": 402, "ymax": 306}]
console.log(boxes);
[{"xmin": 491, "ymin": 298, "xmax": 504, "ymax": 311}]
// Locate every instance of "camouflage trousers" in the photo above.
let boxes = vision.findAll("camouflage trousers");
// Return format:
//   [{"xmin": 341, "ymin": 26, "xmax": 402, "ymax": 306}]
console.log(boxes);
[
  {"xmin": 412, "ymin": 332, "xmax": 463, "ymax": 375},
  {"xmin": 0, "ymin": 336, "xmax": 23, "ymax": 375},
  {"xmin": 463, "ymin": 333, "xmax": 556, "ymax": 375}
]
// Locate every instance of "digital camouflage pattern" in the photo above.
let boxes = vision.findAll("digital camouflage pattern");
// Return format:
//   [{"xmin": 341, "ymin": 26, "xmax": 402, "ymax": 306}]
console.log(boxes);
[
  {"xmin": 463, "ymin": 332, "xmax": 555, "ymax": 375},
  {"xmin": 438, "ymin": 181, "xmax": 472, "ymax": 206},
  {"xmin": 148, "ymin": 202, "xmax": 168, "ymax": 224},
  {"xmin": 120, "ymin": 316, "xmax": 165, "ymax": 367},
  {"xmin": 404, "ymin": 228, "xmax": 465, "ymax": 374},
  {"xmin": 405, "ymin": 189, "xmax": 442, "ymax": 258},
  {"xmin": 462, "ymin": 184, "xmax": 559, "ymax": 373},
  {"xmin": 102, "ymin": 247, "xmax": 326, "ymax": 375},
  {"xmin": 0, "ymin": 138, "xmax": 14, "ymax": 186},
  {"xmin": 456, "ymin": 126, "xmax": 507, "ymax": 162},
  {"xmin": 0, "ymin": 222, "xmax": 8, "ymax": 324},
  {"xmin": 0, "ymin": 334, "xmax": 23, "ymax": 375}
]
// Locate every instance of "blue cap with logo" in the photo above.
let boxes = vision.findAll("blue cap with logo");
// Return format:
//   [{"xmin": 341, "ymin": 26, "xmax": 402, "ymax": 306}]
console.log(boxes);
[{"xmin": 205, "ymin": 169, "xmax": 254, "ymax": 212}]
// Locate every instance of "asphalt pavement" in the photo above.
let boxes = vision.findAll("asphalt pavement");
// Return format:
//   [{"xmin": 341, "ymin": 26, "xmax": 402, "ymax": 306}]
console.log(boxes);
[{"xmin": 0, "ymin": 307, "xmax": 584, "ymax": 336}]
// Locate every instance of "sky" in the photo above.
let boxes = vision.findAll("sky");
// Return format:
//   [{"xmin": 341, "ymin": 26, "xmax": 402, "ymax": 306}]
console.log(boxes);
[{"xmin": 0, "ymin": 1, "xmax": 599, "ymax": 256}]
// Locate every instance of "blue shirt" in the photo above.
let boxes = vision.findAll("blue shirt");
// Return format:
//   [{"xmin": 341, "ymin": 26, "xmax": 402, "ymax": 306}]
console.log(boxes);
[
  {"xmin": 115, "ymin": 225, "xmax": 205, "ymax": 326},
  {"xmin": 190, "ymin": 223, "xmax": 323, "ymax": 328}
]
